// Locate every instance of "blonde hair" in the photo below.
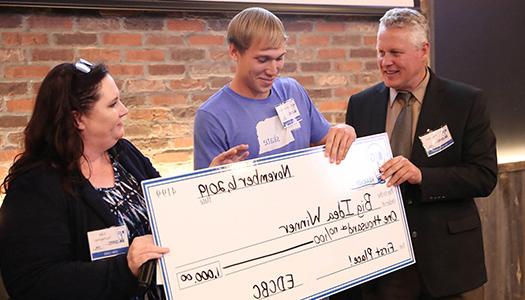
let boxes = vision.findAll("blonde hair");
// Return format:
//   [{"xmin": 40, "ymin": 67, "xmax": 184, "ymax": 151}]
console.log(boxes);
[
  {"xmin": 227, "ymin": 7, "xmax": 287, "ymax": 53},
  {"xmin": 379, "ymin": 8, "xmax": 429, "ymax": 48}
]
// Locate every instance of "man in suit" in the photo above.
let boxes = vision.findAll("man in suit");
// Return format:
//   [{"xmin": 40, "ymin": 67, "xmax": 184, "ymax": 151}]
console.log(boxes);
[{"xmin": 332, "ymin": 8, "xmax": 498, "ymax": 300}]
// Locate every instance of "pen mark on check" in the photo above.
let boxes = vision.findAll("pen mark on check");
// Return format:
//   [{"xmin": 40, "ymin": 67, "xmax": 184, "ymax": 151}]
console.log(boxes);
[{"xmin": 223, "ymin": 241, "xmax": 313, "ymax": 270}]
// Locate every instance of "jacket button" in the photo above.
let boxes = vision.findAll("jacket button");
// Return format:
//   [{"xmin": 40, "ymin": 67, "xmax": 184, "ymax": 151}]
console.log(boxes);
[
  {"xmin": 407, "ymin": 199, "xmax": 413, "ymax": 205},
  {"xmin": 411, "ymin": 231, "xmax": 417, "ymax": 238}
]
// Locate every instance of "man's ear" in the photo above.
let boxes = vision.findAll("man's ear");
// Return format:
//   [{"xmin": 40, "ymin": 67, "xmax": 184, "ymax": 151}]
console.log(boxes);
[
  {"xmin": 72, "ymin": 111, "xmax": 85, "ymax": 130},
  {"xmin": 229, "ymin": 44, "xmax": 239, "ymax": 61}
]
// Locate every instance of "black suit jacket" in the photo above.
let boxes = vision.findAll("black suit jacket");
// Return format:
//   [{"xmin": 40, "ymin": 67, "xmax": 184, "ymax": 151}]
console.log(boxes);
[
  {"xmin": 0, "ymin": 139, "xmax": 160, "ymax": 300},
  {"xmin": 346, "ymin": 71, "xmax": 498, "ymax": 297}
]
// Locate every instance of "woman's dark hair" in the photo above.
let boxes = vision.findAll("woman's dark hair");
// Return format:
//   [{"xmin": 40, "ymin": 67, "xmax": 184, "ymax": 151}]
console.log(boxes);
[{"xmin": 1, "ymin": 61, "xmax": 109, "ymax": 195}]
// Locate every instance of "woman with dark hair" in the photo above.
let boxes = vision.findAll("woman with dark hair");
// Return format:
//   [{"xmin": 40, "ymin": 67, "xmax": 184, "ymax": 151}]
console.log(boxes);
[{"xmin": 0, "ymin": 59, "xmax": 176, "ymax": 300}]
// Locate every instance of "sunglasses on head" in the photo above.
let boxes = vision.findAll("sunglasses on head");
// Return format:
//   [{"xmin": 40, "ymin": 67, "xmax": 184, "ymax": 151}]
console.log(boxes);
[{"xmin": 74, "ymin": 58, "xmax": 94, "ymax": 73}]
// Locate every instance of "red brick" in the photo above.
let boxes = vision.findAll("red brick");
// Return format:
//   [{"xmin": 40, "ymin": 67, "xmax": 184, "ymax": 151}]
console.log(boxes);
[
  {"xmin": 153, "ymin": 150, "xmax": 191, "ymax": 163},
  {"xmin": 31, "ymin": 82, "xmax": 41, "ymax": 94},
  {"xmin": 2, "ymin": 32, "xmax": 48, "ymax": 46},
  {"xmin": 0, "ymin": 15, "xmax": 23, "ymax": 28},
  {"xmin": 124, "ymin": 18, "xmax": 164, "ymax": 30},
  {"xmin": 365, "ymin": 61, "xmax": 379, "ymax": 71},
  {"xmin": 172, "ymin": 106, "xmax": 197, "ymax": 119},
  {"xmin": 128, "ymin": 108, "xmax": 172, "ymax": 122},
  {"xmin": 122, "ymin": 95, "xmax": 146, "ymax": 107},
  {"xmin": 299, "ymin": 35, "xmax": 329, "ymax": 46},
  {"xmin": 364, "ymin": 35, "xmax": 377, "ymax": 46},
  {"xmin": 172, "ymin": 137, "xmax": 193, "ymax": 148},
  {"xmin": 150, "ymin": 94, "xmax": 187, "ymax": 106},
  {"xmin": 209, "ymin": 76, "xmax": 232, "ymax": 89},
  {"xmin": 126, "ymin": 49, "xmax": 165, "ymax": 62},
  {"xmin": 7, "ymin": 132, "xmax": 24, "ymax": 146},
  {"xmin": 5, "ymin": 65, "xmax": 50, "ymax": 79},
  {"xmin": 108, "ymin": 64, "xmax": 144, "ymax": 76},
  {"xmin": 318, "ymin": 48, "xmax": 346, "ymax": 59},
  {"xmin": 190, "ymin": 92, "xmax": 214, "ymax": 104},
  {"xmin": 188, "ymin": 35, "xmax": 224, "ymax": 46},
  {"xmin": 0, "ymin": 49, "xmax": 24, "ymax": 63},
  {"xmin": 27, "ymin": 15, "xmax": 73, "ymax": 30},
  {"xmin": 54, "ymin": 33, "xmax": 97, "ymax": 45},
  {"xmin": 124, "ymin": 124, "xmax": 153, "ymax": 137},
  {"xmin": 149, "ymin": 64, "xmax": 185, "ymax": 76},
  {"xmin": 102, "ymin": 33, "xmax": 142, "ymax": 46},
  {"xmin": 0, "ymin": 82, "xmax": 27, "ymax": 96},
  {"xmin": 167, "ymin": 19, "xmax": 205, "ymax": 31},
  {"xmin": 171, "ymin": 48, "xmax": 205, "ymax": 61},
  {"xmin": 316, "ymin": 22, "xmax": 345, "ymax": 32},
  {"xmin": 335, "ymin": 87, "xmax": 363, "ymax": 97},
  {"xmin": 332, "ymin": 35, "xmax": 361, "ymax": 46},
  {"xmin": 208, "ymin": 48, "xmax": 230, "ymax": 61},
  {"xmin": 283, "ymin": 21, "xmax": 313, "ymax": 32},
  {"xmin": 6, "ymin": 99, "xmax": 35, "ymax": 113},
  {"xmin": 190, "ymin": 63, "xmax": 231, "ymax": 75},
  {"xmin": 125, "ymin": 80, "xmax": 166, "ymax": 93},
  {"xmin": 207, "ymin": 20, "xmax": 229, "ymax": 31},
  {"xmin": 78, "ymin": 49, "xmax": 121, "ymax": 62},
  {"xmin": 0, "ymin": 149, "xmax": 22, "ymax": 163},
  {"xmin": 286, "ymin": 34, "xmax": 296, "ymax": 46},
  {"xmin": 306, "ymin": 89, "xmax": 332, "ymax": 99},
  {"xmin": 286, "ymin": 48, "xmax": 314, "ymax": 61},
  {"xmin": 76, "ymin": 18, "xmax": 121, "ymax": 31},
  {"xmin": 145, "ymin": 34, "xmax": 183, "ymax": 45},
  {"xmin": 282, "ymin": 63, "xmax": 297, "ymax": 73},
  {"xmin": 316, "ymin": 74, "xmax": 348, "ymax": 87},
  {"xmin": 318, "ymin": 100, "xmax": 348, "ymax": 111},
  {"xmin": 169, "ymin": 78, "xmax": 207, "ymax": 90},
  {"xmin": 294, "ymin": 76, "xmax": 315, "ymax": 87},
  {"xmin": 32, "ymin": 49, "xmax": 74, "ymax": 61},
  {"xmin": 0, "ymin": 116, "xmax": 28, "ymax": 128},
  {"xmin": 300, "ymin": 62, "xmax": 331, "ymax": 72},
  {"xmin": 336, "ymin": 61, "xmax": 362, "ymax": 72},
  {"xmin": 350, "ymin": 48, "xmax": 377, "ymax": 58}
]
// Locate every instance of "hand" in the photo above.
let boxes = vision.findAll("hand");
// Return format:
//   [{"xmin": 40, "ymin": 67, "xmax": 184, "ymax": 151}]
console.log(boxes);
[
  {"xmin": 323, "ymin": 124, "xmax": 356, "ymax": 164},
  {"xmin": 380, "ymin": 156, "xmax": 422, "ymax": 187},
  {"xmin": 127, "ymin": 235, "xmax": 169, "ymax": 277},
  {"xmin": 209, "ymin": 144, "xmax": 249, "ymax": 167}
]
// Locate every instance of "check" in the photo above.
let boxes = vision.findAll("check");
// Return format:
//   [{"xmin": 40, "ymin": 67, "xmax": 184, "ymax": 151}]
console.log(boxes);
[{"xmin": 142, "ymin": 133, "xmax": 415, "ymax": 300}]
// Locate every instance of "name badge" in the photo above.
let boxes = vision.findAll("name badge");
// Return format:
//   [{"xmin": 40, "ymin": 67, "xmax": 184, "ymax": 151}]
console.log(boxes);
[
  {"xmin": 275, "ymin": 98, "xmax": 302, "ymax": 130},
  {"xmin": 418, "ymin": 125, "xmax": 454, "ymax": 157},
  {"xmin": 87, "ymin": 225, "xmax": 129, "ymax": 261}
]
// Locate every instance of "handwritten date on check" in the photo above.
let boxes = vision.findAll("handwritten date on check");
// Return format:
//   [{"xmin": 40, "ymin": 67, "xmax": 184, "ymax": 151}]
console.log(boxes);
[{"xmin": 142, "ymin": 133, "xmax": 415, "ymax": 300}]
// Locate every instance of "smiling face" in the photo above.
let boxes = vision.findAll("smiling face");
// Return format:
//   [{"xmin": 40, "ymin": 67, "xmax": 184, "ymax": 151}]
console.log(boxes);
[
  {"xmin": 76, "ymin": 74, "xmax": 128, "ymax": 152},
  {"xmin": 376, "ymin": 26, "xmax": 429, "ymax": 91},
  {"xmin": 229, "ymin": 39, "xmax": 286, "ymax": 99}
]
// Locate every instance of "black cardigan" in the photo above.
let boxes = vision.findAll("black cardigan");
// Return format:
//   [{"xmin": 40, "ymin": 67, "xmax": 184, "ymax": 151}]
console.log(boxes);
[{"xmin": 0, "ymin": 139, "xmax": 160, "ymax": 300}]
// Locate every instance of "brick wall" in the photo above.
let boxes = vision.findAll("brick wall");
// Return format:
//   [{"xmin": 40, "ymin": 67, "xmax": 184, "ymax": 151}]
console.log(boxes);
[{"xmin": 0, "ymin": 8, "xmax": 381, "ymax": 182}]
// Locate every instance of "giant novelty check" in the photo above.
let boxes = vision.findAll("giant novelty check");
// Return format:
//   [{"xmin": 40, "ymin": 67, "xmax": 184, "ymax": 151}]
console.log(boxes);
[{"xmin": 142, "ymin": 133, "xmax": 415, "ymax": 300}]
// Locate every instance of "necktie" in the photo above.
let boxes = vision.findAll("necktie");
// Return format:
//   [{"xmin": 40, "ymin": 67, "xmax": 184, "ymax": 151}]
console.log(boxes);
[{"xmin": 390, "ymin": 91, "xmax": 414, "ymax": 158}]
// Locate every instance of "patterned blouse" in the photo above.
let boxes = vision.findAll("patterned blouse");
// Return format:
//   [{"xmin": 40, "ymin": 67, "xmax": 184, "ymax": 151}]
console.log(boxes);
[{"xmin": 96, "ymin": 156, "xmax": 164, "ymax": 300}]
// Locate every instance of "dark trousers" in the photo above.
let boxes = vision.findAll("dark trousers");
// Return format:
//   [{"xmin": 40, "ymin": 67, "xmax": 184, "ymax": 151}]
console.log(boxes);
[{"xmin": 329, "ymin": 265, "xmax": 484, "ymax": 300}]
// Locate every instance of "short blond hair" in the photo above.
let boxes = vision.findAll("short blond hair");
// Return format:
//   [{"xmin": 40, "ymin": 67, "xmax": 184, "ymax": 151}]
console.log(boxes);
[
  {"xmin": 227, "ymin": 7, "xmax": 287, "ymax": 53},
  {"xmin": 379, "ymin": 8, "xmax": 429, "ymax": 48}
]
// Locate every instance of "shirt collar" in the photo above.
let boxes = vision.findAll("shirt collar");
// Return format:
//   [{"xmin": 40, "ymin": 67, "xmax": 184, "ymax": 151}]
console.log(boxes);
[{"xmin": 389, "ymin": 68, "xmax": 430, "ymax": 107}]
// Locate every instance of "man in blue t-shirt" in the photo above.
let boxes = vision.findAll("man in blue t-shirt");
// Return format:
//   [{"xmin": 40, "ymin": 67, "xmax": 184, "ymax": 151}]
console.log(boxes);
[{"xmin": 194, "ymin": 7, "xmax": 356, "ymax": 170}]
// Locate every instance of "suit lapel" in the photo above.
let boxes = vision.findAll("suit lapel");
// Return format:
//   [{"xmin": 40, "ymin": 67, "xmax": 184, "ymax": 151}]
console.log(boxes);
[
  {"xmin": 372, "ymin": 83, "xmax": 389, "ymax": 134},
  {"xmin": 411, "ymin": 71, "xmax": 446, "ymax": 163},
  {"xmin": 79, "ymin": 179, "xmax": 118, "ymax": 226}
]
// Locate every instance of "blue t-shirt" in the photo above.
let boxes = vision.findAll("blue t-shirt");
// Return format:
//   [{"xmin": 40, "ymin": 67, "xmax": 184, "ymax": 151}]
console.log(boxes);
[{"xmin": 194, "ymin": 77, "xmax": 330, "ymax": 169}]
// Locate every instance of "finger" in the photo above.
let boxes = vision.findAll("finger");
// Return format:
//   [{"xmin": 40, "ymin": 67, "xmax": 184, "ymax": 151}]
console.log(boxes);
[
  {"xmin": 337, "ymin": 134, "xmax": 353, "ymax": 164},
  {"xmin": 388, "ymin": 166, "xmax": 410, "ymax": 186},
  {"xmin": 330, "ymin": 131, "xmax": 343, "ymax": 164},
  {"xmin": 324, "ymin": 129, "xmax": 335, "ymax": 157}
]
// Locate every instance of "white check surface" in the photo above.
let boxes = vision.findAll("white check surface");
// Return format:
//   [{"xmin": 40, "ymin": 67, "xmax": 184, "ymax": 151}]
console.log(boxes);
[{"xmin": 142, "ymin": 133, "xmax": 415, "ymax": 299}]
